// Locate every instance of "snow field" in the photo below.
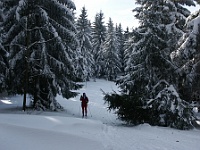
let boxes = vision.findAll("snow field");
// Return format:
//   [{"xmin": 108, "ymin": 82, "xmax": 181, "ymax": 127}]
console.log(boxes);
[{"xmin": 0, "ymin": 79, "xmax": 200, "ymax": 150}]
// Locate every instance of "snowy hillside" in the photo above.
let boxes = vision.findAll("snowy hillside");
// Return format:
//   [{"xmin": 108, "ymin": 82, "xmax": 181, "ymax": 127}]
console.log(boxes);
[{"xmin": 0, "ymin": 79, "xmax": 200, "ymax": 150}]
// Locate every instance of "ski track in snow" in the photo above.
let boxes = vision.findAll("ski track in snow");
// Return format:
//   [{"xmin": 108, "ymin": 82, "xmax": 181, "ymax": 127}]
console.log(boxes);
[
  {"xmin": 0, "ymin": 122, "xmax": 103, "ymax": 150},
  {"xmin": 0, "ymin": 79, "xmax": 200, "ymax": 150},
  {"xmin": 61, "ymin": 79, "xmax": 200, "ymax": 150}
]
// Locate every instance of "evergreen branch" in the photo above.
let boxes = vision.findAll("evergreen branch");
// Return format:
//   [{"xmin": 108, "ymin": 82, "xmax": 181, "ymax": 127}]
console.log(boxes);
[{"xmin": 27, "ymin": 36, "xmax": 58, "ymax": 50}]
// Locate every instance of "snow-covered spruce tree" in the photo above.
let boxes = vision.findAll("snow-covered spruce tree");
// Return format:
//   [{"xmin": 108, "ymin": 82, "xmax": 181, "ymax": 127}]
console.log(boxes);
[
  {"xmin": 0, "ymin": 1, "xmax": 3, "ymax": 22},
  {"xmin": 124, "ymin": 27, "xmax": 131, "ymax": 41},
  {"xmin": 116, "ymin": 23, "xmax": 125, "ymax": 75},
  {"xmin": 102, "ymin": 18, "xmax": 120, "ymax": 81},
  {"xmin": 2, "ymin": 0, "xmax": 81, "ymax": 111},
  {"xmin": 92, "ymin": 11, "xmax": 106, "ymax": 79},
  {"xmin": 0, "ymin": 1, "xmax": 8, "ymax": 93},
  {"xmin": 104, "ymin": 27, "xmax": 151, "ymax": 125},
  {"xmin": 147, "ymin": 80, "xmax": 194, "ymax": 129},
  {"xmin": 123, "ymin": 27, "xmax": 134, "ymax": 74},
  {"xmin": 171, "ymin": 8, "xmax": 200, "ymax": 101},
  {"xmin": 75, "ymin": 6, "xmax": 94, "ymax": 81},
  {"xmin": 104, "ymin": 0, "xmax": 195, "ymax": 129},
  {"xmin": 0, "ymin": 38, "xmax": 7, "ymax": 93},
  {"xmin": 119, "ymin": 0, "xmax": 176, "ymax": 106}
]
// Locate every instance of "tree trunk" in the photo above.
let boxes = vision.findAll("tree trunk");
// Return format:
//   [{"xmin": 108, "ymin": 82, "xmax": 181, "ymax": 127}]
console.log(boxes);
[{"xmin": 23, "ymin": 16, "xmax": 30, "ymax": 111}]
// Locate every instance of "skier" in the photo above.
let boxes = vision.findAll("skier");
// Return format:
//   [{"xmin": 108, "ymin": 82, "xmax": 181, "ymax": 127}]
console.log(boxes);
[{"xmin": 80, "ymin": 93, "xmax": 89, "ymax": 117}]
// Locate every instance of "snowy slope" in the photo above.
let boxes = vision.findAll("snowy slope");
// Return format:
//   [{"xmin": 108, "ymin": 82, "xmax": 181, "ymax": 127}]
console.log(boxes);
[{"xmin": 0, "ymin": 79, "xmax": 200, "ymax": 150}]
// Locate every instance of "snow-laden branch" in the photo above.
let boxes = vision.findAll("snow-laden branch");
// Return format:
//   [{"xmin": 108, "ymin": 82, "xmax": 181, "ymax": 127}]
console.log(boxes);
[{"xmin": 152, "ymin": 79, "xmax": 169, "ymax": 92}]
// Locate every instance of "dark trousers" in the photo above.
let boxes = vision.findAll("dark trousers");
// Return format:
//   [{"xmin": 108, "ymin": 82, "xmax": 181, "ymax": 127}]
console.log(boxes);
[{"xmin": 81, "ymin": 103, "xmax": 87, "ymax": 116}]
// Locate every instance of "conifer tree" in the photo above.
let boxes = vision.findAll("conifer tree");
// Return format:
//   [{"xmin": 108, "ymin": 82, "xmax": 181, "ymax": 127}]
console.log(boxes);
[
  {"xmin": 92, "ymin": 11, "xmax": 106, "ymax": 79},
  {"xmin": 0, "ymin": 40, "xmax": 7, "ymax": 93},
  {"xmin": 0, "ymin": 1, "xmax": 3, "ymax": 22},
  {"xmin": 76, "ymin": 6, "xmax": 94, "ymax": 81},
  {"xmin": 116, "ymin": 23, "xmax": 125, "ymax": 74},
  {"xmin": 2, "ymin": 0, "xmax": 81, "ymax": 110},
  {"xmin": 104, "ymin": 0, "xmax": 195, "ymax": 129},
  {"xmin": 0, "ymin": 1, "xmax": 7, "ymax": 92},
  {"xmin": 102, "ymin": 18, "xmax": 120, "ymax": 80},
  {"xmin": 124, "ymin": 27, "xmax": 131, "ymax": 40},
  {"xmin": 171, "ymin": 8, "xmax": 200, "ymax": 101},
  {"xmin": 123, "ymin": 27, "xmax": 133, "ymax": 75}
]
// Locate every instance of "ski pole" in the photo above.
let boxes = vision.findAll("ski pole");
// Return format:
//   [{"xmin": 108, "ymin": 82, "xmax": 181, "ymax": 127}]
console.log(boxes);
[
  {"xmin": 78, "ymin": 104, "xmax": 81, "ymax": 116},
  {"xmin": 88, "ymin": 104, "xmax": 92, "ymax": 117}
]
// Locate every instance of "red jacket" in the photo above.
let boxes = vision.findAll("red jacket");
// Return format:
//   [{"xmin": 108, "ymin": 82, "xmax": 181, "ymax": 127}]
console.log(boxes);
[{"xmin": 80, "ymin": 96, "xmax": 88, "ymax": 105}]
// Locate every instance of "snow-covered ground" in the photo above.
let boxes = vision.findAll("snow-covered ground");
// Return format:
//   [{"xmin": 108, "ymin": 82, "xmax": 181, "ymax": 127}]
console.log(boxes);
[{"xmin": 0, "ymin": 79, "xmax": 200, "ymax": 150}]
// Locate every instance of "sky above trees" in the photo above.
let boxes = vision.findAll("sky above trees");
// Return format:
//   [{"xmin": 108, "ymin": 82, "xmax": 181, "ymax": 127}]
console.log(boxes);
[
  {"xmin": 73, "ymin": 0, "xmax": 137, "ymax": 29},
  {"xmin": 73, "ymin": 0, "xmax": 200, "ymax": 29}
]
